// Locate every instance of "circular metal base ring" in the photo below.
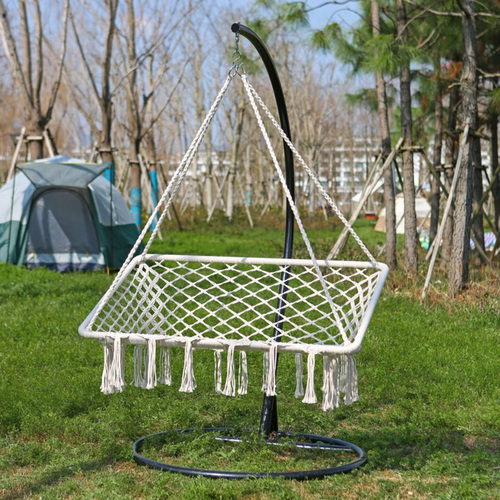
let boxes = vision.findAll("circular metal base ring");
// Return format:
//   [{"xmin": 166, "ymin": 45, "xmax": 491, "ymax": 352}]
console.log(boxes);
[{"xmin": 133, "ymin": 427, "xmax": 366, "ymax": 480}]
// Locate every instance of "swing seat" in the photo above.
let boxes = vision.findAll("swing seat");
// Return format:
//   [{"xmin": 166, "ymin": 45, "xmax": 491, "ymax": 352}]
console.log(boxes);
[
  {"xmin": 79, "ymin": 252, "xmax": 388, "ymax": 407},
  {"xmin": 80, "ymin": 253, "xmax": 386, "ymax": 355}
]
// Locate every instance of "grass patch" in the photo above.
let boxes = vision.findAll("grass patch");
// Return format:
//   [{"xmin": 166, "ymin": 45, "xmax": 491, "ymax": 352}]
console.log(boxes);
[{"xmin": 0, "ymin": 215, "xmax": 499, "ymax": 498}]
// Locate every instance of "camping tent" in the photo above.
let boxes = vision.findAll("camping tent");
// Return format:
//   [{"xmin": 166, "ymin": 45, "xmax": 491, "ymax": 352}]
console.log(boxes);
[
  {"xmin": 0, "ymin": 156, "xmax": 140, "ymax": 271},
  {"xmin": 374, "ymin": 193, "xmax": 431, "ymax": 234}
]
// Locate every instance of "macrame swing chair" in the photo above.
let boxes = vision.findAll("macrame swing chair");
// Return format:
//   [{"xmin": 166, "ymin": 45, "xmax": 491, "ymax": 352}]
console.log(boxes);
[{"xmin": 79, "ymin": 23, "xmax": 389, "ymax": 480}]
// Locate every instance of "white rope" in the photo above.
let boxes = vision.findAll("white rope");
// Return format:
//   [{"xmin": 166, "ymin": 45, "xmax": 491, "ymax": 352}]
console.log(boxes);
[
  {"xmin": 87, "ymin": 74, "xmax": 235, "ymax": 331},
  {"xmin": 179, "ymin": 340, "xmax": 196, "ymax": 393},
  {"xmin": 302, "ymin": 352, "xmax": 317, "ymax": 404},
  {"xmin": 241, "ymin": 75, "xmax": 377, "ymax": 266},
  {"xmin": 222, "ymin": 344, "xmax": 236, "ymax": 396},
  {"xmin": 158, "ymin": 346, "xmax": 171, "ymax": 386},
  {"xmin": 100, "ymin": 341, "xmax": 114, "ymax": 394},
  {"xmin": 133, "ymin": 345, "xmax": 145, "ymax": 388},
  {"xmin": 145, "ymin": 337, "xmax": 157, "ymax": 389},
  {"xmin": 294, "ymin": 353, "xmax": 304, "ymax": 398},
  {"xmin": 261, "ymin": 351, "xmax": 269, "ymax": 392},
  {"xmin": 340, "ymin": 354, "xmax": 359, "ymax": 405},
  {"xmin": 107, "ymin": 336, "xmax": 126, "ymax": 394},
  {"xmin": 321, "ymin": 356, "xmax": 340, "ymax": 411},
  {"xmin": 238, "ymin": 351, "xmax": 248, "ymax": 395},
  {"xmin": 265, "ymin": 344, "xmax": 277, "ymax": 396},
  {"xmin": 214, "ymin": 350, "xmax": 223, "ymax": 394},
  {"xmin": 241, "ymin": 75, "xmax": 351, "ymax": 344}
]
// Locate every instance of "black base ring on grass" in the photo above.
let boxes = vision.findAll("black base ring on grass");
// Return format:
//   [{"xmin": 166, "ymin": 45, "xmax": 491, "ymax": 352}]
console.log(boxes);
[{"xmin": 132, "ymin": 427, "xmax": 366, "ymax": 480}]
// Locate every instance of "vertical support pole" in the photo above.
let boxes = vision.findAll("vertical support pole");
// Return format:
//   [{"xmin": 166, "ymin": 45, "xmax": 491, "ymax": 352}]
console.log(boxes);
[{"xmin": 231, "ymin": 23, "xmax": 294, "ymax": 438}]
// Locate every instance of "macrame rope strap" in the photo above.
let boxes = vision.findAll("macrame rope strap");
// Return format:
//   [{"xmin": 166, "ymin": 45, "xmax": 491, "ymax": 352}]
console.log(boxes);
[
  {"xmin": 241, "ymin": 74, "xmax": 351, "ymax": 343},
  {"xmin": 241, "ymin": 74, "xmax": 377, "ymax": 267},
  {"xmin": 87, "ymin": 73, "xmax": 235, "ymax": 331}
]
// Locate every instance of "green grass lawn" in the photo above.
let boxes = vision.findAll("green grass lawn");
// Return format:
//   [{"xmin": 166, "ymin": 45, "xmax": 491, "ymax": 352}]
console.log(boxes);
[{"xmin": 0, "ymin": 215, "xmax": 499, "ymax": 499}]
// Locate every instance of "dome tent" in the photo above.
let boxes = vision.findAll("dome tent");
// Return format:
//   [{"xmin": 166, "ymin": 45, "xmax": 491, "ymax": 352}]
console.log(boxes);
[{"xmin": 0, "ymin": 156, "xmax": 140, "ymax": 272}]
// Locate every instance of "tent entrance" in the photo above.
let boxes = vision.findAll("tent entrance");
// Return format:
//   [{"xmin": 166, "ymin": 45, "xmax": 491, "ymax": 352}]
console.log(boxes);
[{"xmin": 25, "ymin": 188, "xmax": 105, "ymax": 271}]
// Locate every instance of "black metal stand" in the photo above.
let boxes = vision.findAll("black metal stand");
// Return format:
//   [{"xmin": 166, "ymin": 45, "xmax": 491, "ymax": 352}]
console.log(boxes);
[
  {"xmin": 231, "ymin": 21, "xmax": 294, "ymax": 439},
  {"xmin": 133, "ymin": 428, "xmax": 366, "ymax": 480},
  {"xmin": 132, "ymin": 23, "xmax": 366, "ymax": 480}
]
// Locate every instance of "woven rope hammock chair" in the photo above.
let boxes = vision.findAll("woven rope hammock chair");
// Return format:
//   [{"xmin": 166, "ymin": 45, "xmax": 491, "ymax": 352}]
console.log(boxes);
[{"xmin": 79, "ymin": 24, "xmax": 389, "ymax": 480}]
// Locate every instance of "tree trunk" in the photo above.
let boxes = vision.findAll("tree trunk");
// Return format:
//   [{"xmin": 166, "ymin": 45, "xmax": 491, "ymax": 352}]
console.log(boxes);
[
  {"xmin": 396, "ymin": 0, "xmax": 418, "ymax": 274},
  {"xmin": 472, "ymin": 138, "xmax": 485, "ymax": 254},
  {"xmin": 491, "ymin": 114, "xmax": 499, "ymax": 232},
  {"xmin": 371, "ymin": 0, "xmax": 397, "ymax": 270},
  {"xmin": 26, "ymin": 115, "xmax": 45, "ymax": 159},
  {"xmin": 99, "ymin": 102, "xmax": 115, "ymax": 175},
  {"xmin": 429, "ymin": 59, "xmax": 443, "ymax": 246},
  {"xmin": 448, "ymin": 0, "xmax": 478, "ymax": 297},
  {"xmin": 442, "ymin": 83, "xmax": 459, "ymax": 260}
]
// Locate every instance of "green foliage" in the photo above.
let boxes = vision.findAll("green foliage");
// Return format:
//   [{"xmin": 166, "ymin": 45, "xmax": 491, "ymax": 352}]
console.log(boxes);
[
  {"xmin": 488, "ymin": 87, "xmax": 500, "ymax": 115},
  {"xmin": 345, "ymin": 89, "xmax": 379, "ymax": 112},
  {"xmin": 0, "ymin": 220, "xmax": 499, "ymax": 498}
]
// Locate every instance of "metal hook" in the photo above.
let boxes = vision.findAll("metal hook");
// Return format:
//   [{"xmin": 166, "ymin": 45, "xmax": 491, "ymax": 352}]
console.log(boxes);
[{"xmin": 228, "ymin": 31, "xmax": 244, "ymax": 78}]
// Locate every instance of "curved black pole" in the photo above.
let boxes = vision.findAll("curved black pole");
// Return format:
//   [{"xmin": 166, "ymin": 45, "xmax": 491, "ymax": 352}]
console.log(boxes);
[{"xmin": 231, "ymin": 23, "xmax": 294, "ymax": 438}]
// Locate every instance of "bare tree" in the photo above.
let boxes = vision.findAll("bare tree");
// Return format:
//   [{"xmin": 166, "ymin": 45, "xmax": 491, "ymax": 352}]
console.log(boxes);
[
  {"xmin": 70, "ymin": 0, "xmax": 119, "ymax": 175},
  {"xmin": 0, "ymin": 0, "xmax": 69, "ymax": 159}
]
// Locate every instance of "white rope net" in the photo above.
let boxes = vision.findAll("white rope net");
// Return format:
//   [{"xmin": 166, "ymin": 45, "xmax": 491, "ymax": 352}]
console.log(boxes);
[{"xmin": 79, "ymin": 72, "xmax": 388, "ymax": 410}]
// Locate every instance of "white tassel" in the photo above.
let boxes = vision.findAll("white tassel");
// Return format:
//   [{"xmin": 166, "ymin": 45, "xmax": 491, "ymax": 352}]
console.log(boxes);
[
  {"xmin": 321, "ymin": 356, "xmax": 331, "ymax": 410},
  {"xmin": 294, "ymin": 353, "xmax": 304, "ymax": 398},
  {"xmin": 331, "ymin": 357, "xmax": 340, "ymax": 408},
  {"xmin": 341, "ymin": 354, "xmax": 359, "ymax": 405},
  {"xmin": 302, "ymin": 352, "xmax": 317, "ymax": 404},
  {"xmin": 237, "ymin": 350, "xmax": 248, "ymax": 395},
  {"xmin": 158, "ymin": 346, "xmax": 171, "ymax": 385},
  {"xmin": 223, "ymin": 344, "xmax": 236, "ymax": 397},
  {"xmin": 214, "ymin": 350, "xmax": 223, "ymax": 394},
  {"xmin": 179, "ymin": 340, "xmax": 196, "ymax": 393},
  {"xmin": 144, "ymin": 338, "xmax": 157, "ymax": 389},
  {"xmin": 132, "ymin": 345, "xmax": 145, "ymax": 388},
  {"xmin": 108, "ymin": 336, "xmax": 126, "ymax": 394},
  {"xmin": 100, "ymin": 341, "xmax": 114, "ymax": 394},
  {"xmin": 261, "ymin": 351, "xmax": 269, "ymax": 392},
  {"xmin": 265, "ymin": 344, "xmax": 277, "ymax": 397},
  {"xmin": 321, "ymin": 356, "xmax": 340, "ymax": 411}
]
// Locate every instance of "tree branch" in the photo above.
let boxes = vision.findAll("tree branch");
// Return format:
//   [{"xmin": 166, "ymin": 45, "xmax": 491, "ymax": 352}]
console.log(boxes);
[
  {"xmin": 33, "ymin": 0, "xmax": 43, "ymax": 113},
  {"xmin": 0, "ymin": 0, "xmax": 33, "ymax": 109},
  {"xmin": 45, "ymin": 0, "xmax": 69, "ymax": 120},
  {"xmin": 69, "ymin": 4, "xmax": 101, "ymax": 102}
]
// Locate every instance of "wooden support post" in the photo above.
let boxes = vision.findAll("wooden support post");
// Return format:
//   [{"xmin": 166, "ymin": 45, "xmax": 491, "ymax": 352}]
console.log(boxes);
[
  {"xmin": 43, "ymin": 130, "xmax": 56, "ymax": 157},
  {"xmin": 207, "ymin": 170, "xmax": 229, "ymax": 222},
  {"xmin": 422, "ymin": 123, "xmax": 469, "ymax": 300},
  {"xmin": 6, "ymin": 127, "xmax": 26, "ymax": 183},
  {"xmin": 235, "ymin": 169, "xmax": 254, "ymax": 228}
]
